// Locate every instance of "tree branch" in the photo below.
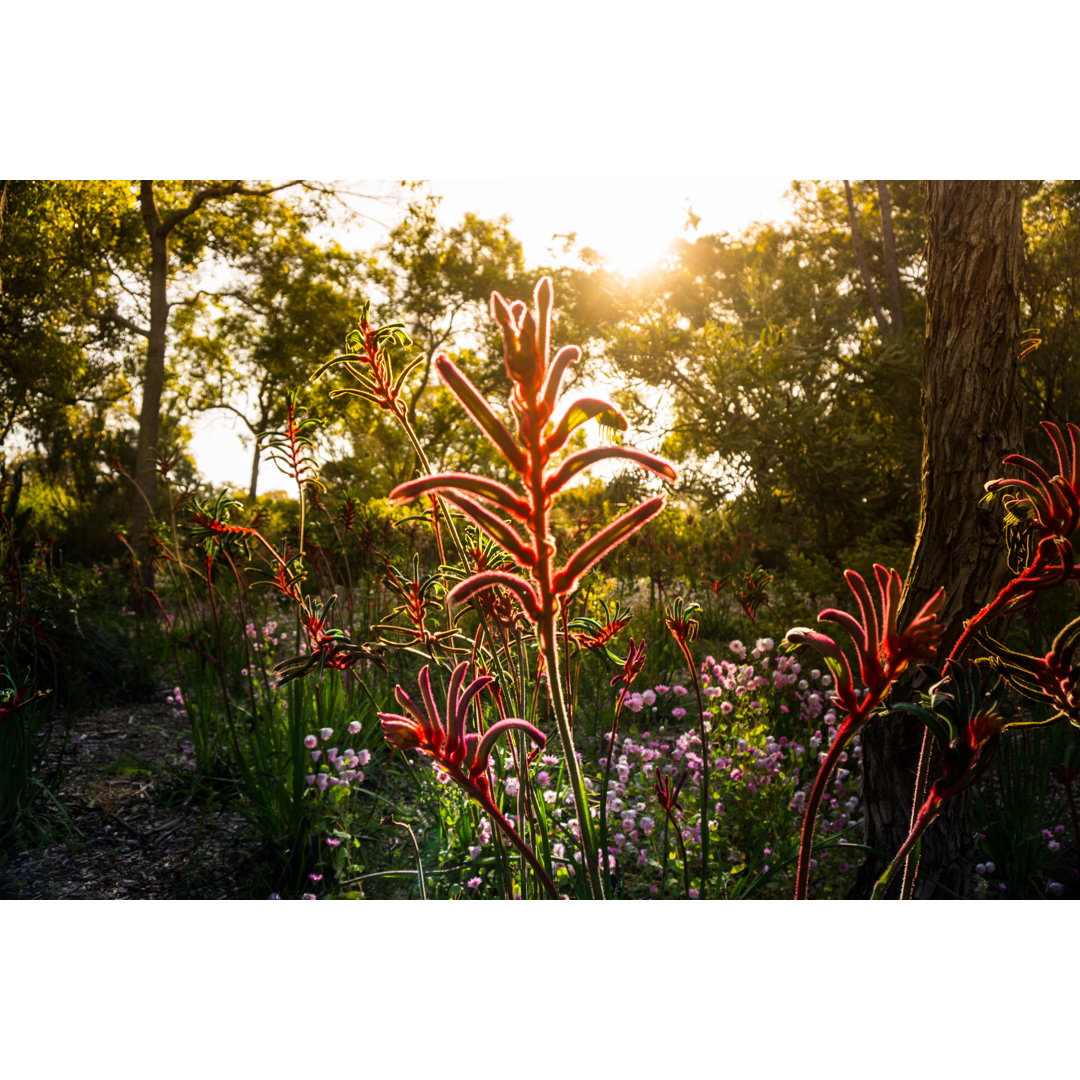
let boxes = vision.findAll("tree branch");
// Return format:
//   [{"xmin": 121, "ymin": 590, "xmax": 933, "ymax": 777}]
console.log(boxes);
[
  {"xmin": 95, "ymin": 307, "xmax": 151, "ymax": 339},
  {"xmin": 158, "ymin": 181, "xmax": 304, "ymax": 236}
]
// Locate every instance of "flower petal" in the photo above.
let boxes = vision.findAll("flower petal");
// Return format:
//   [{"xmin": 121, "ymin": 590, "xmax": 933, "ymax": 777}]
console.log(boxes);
[
  {"xmin": 389, "ymin": 472, "xmax": 531, "ymax": 520},
  {"xmin": 447, "ymin": 571, "xmax": 542, "ymax": 622},
  {"xmin": 544, "ymin": 397, "xmax": 628, "ymax": 456},
  {"xmin": 435, "ymin": 354, "xmax": 526, "ymax": 473},
  {"xmin": 471, "ymin": 718, "xmax": 546, "ymax": 780},
  {"xmin": 552, "ymin": 495, "xmax": 666, "ymax": 596},
  {"xmin": 544, "ymin": 446, "xmax": 678, "ymax": 496}
]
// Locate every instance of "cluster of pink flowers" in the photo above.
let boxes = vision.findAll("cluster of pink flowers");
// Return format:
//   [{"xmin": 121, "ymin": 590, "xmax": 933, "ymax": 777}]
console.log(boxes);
[
  {"xmin": 304, "ymin": 724, "xmax": 370, "ymax": 791},
  {"xmin": 165, "ymin": 685, "xmax": 187, "ymax": 720},
  {"xmin": 1042, "ymin": 825, "xmax": 1065, "ymax": 853},
  {"xmin": 622, "ymin": 684, "xmax": 687, "ymax": 714},
  {"xmin": 596, "ymin": 632, "xmax": 865, "ymax": 894}
]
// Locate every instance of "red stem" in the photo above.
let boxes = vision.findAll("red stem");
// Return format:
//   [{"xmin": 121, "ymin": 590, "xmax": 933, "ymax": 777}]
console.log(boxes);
[
  {"xmin": 476, "ymin": 788, "xmax": 560, "ymax": 900},
  {"xmin": 872, "ymin": 801, "xmax": 939, "ymax": 899},
  {"xmin": 795, "ymin": 712, "xmax": 861, "ymax": 900}
]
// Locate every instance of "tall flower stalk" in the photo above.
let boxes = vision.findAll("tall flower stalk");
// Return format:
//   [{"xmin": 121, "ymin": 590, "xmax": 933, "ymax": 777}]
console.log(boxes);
[
  {"xmin": 664, "ymin": 598, "xmax": 710, "ymax": 896},
  {"xmin": 785, "ymin": 565, "xmax": 945, "ymax": 899},
  {"xmin": 379, "ymin": 661, "xmax": 559, "ymax": 899},
  {"xmin": 872, "ymin": 662, "xmax": 1012, "ymax": 899},
  {"xmin": 599, "ymin": 635, "xmax": 646, "ymax": 893},
  {"xmin": 387, "ymin": 278, "xmax": 678, "ymax": 897}
]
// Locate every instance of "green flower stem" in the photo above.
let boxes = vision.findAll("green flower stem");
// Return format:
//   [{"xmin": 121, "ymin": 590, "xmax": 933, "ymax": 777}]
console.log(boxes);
[
  {"xmin": 526, "ymin": 386, "xmax": 603, "ymax": 898},
  {"xmin": 681, "ymin": 647, "xmax": 710, "ymax": 898},
  {"xmin": 480, "ymin": 791, "xmax": 560, "ymax": 900},
  {"xmin": 872, "ymin": 802, "xmax": 938, "ymax": 899},
  {"xmin": 676, "ymin": 824, "xmax": 691, "ymax": 900},
  {"xmin": 661, "ymin": 806, "xmax": 691, "ymax": 899},
  {"xmin": 599, "ymin": 691, "xmax": 625, "ymax": 898},
  {"xmin": 541, "ymin": 625, "xmax": 604, "ymax": 899},
  {"xmin": 659, "ymin": 813, "xmax": 671, "ymax": 899}
]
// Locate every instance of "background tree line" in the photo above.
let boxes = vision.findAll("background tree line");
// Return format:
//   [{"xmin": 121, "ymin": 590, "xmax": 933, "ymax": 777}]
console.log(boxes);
[{"xmin": 3, "ymin": 179, "xmax": 1080, "ymax": 585}]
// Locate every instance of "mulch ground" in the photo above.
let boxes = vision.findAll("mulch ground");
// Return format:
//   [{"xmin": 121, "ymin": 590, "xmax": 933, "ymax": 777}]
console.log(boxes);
[{"xmin": 0, "ymin": 697, "xmax": 263, "ymax": 900}]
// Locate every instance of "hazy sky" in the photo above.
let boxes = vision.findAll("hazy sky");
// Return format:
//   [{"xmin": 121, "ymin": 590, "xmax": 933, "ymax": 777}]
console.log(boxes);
[
  {"xmin": 432, "ymin": 178, "xmax": 793, "ymax": 274},
  {"xmin": 190, "ymin": 178, "xmax": 796, "ymax": 491}
]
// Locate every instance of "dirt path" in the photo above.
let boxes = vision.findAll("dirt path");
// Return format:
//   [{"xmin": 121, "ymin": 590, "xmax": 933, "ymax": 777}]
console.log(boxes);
[{"xmin": 0, "ymin": 697, "xmax": 262, "ymax": 900}]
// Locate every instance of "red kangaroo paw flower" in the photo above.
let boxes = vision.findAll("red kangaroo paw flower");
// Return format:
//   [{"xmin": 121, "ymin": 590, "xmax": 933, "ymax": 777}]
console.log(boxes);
[
  {"xmin": 379, "ymin": 664, "xmax": 545, "ymax": 785},
  {"xmin": 655, "ymin": 769, "xmax": 690, "ymax": 816},
  {"xmin": 802, "ymin": 566, "xmax": 945, "ymax": 711},
  {"xmin": 389, "ymin": 277, "xmax": 678, "ymax": 899},
  {"xmin": 611, "ymin": 636, "xmax": 648, "ymax": 688},
  {"xmin": 785, "ymin": 565, "xmax": 945, "ymax": 900},
  {"xmin": 379, "ymin": 661, "xmax": 557, "ymax": 899},
  {"xmin": 985, "ymin": 421, "xmax": 1080, "ymax": 541}
]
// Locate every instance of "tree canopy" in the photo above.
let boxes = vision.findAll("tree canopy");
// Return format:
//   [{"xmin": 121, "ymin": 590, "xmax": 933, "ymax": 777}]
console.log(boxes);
[{"xmin": 6, "ymin": 179, "xmax": 1080, "ymax": 583}]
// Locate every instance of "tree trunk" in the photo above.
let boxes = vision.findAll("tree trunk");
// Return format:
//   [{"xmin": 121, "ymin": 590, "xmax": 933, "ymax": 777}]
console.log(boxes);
[
  {"xmin": 844, "ymin": 180, "xmax": 891, "ymax": 340},
  {"xmin": 850, "ymin": 181, "xmax": 1025, "ymax": 899},
  {"xmin": 0, "ymin": 180, "xmax": 8, "ymax": 294},
  {"xmin": 877, "ymin": 181, "xmax": 905, "ymax": 337},
  {"xmin": 131, "ymin": 181, "xmax": 169, "ymax": 592},
  {"xmin": 248, "ymin": 439, "xmax": 261, "ymax": 503}
]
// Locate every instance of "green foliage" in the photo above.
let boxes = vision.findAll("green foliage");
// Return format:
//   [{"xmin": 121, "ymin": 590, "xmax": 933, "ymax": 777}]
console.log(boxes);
[
  {"xmin": 0, "ymin": 181, "xmax": 138, "ymax": 456},
  {"xmin": 560, "ymin": 182, "xmax": 927, "ymax": 565}
]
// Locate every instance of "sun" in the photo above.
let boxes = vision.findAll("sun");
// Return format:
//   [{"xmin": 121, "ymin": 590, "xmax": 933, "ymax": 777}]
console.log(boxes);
[
  {"xmin": 435, "ymin": 178, "xmax": 696, "ymax": 279},
  {"xmin": 537, "ymin": 180, "xmax": 694, "ymax": 278}
]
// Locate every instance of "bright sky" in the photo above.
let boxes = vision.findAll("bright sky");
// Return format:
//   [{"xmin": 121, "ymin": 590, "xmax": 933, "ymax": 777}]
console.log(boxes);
[{"xmin": 190, "ymin": 178, "xmax": 794, "ymax": 493}]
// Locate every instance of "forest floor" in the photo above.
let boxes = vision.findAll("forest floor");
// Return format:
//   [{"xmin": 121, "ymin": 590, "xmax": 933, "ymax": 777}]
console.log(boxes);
[{"xmin": 0, "ymin": 697, "xmax": 262, "ymax": 900}]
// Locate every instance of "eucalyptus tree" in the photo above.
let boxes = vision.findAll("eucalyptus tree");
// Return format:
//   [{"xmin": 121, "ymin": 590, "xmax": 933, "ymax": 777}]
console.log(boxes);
[
  {"xmin": 172, "ymin": 219, "xmax": 367, "ymax": 501},
  {"xmin": 594, "ymin": 182, "xmax": 928, "ymax": 564}
]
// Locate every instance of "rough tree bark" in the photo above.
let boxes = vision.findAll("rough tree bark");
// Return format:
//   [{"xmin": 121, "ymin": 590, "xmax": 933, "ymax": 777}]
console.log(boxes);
[
  {"xmin": 0, "ymin": 181, "xmax": 8, "ymax": 295},
  {"xmin": 850, "ymin": 181, "xmax": 1025, "ymax": 899}
]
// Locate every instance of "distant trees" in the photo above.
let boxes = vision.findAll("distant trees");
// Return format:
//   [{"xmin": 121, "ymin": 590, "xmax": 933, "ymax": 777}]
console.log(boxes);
[
  {"xmin": 0, "ymin": 181, "xmax": 138, "ymax": 510},
  {"xmin": 172, "ymin": 217, "xmax": 366, "ymax": 501},
  {"xmin": 589, "ymin": 181, "xmax": 927, "ymax": 565}
]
